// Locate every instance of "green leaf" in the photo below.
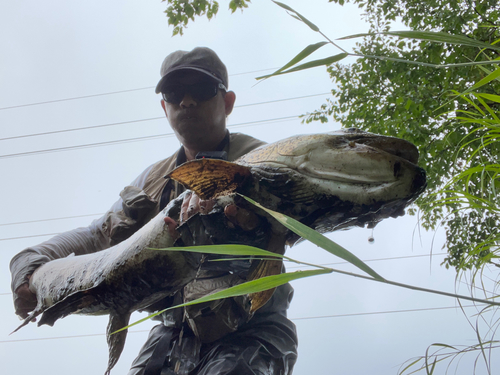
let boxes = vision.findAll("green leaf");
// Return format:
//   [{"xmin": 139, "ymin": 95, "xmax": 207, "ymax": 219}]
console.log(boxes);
[
  {"xmin": 112, "ymin": 268, "xmax": 332, "ymax": 334},
  {"xmin": 256, "ymin": 53, "xmax": 348, "ymax": 79},
  {"xmin": 339, "ymin": 30, "xmax": 500, "ymax": 52},
  {"xmin": 239, "ymin": 194, "xmax": 385, "ymax": 281},
  {"xmin": 473, "ymin": 93, "xmax": 500, "ymax": 104},
  {"xmin": 151, "ymin": 244, "xmax": 283, "ymax": 258},
  {"xmin": 468, "ymin": 68, "xmax": 500, "ymax": 92},
  {"xmin": 260, "ymin": 42, "xmax": 328, "ymax": 78},
  {"xmin": 272, "ymin": 1, "xmax": 319, "ymax": 32}
]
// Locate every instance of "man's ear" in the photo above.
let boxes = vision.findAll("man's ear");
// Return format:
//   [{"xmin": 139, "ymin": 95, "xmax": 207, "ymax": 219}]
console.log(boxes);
[
  {"xmin": 161, "ymin": 99, "xmax": 168, "ymax": 118},
  {"xmin": 224, "ymin": 91, "xmax": 236, "ymax": 116}
]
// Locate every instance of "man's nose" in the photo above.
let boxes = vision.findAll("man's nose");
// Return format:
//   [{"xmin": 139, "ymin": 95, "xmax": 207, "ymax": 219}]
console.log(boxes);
[{"xmin": 179, "ymin": 93, "xmax": 197, "ymax": 108}]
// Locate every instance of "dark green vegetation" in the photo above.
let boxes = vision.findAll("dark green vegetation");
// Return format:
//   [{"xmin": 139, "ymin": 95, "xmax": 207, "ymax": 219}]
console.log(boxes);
[
  {"xmin": 311, "ymin": 0, "xmax": 500, "ymax": 272},
  {"xmin": 161, "ymin": 0, "xmax": 500, "ymax": 272}
]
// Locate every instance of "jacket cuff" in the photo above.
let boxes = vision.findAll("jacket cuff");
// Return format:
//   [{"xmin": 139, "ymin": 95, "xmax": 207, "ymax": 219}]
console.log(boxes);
[{"xmin": 10, "ymin": 250, "xmax": 51, "ymax": 293}]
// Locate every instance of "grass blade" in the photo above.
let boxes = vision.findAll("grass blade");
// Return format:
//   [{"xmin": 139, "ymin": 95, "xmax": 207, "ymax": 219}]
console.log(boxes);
[
  {"xmin": 339, "ymin": 30, "xmax": 500, "ymax": 51},
  {"xmin": 256, "ymin": 53, "xmax": 348, "ymax": 79},
  {"xmin": 272, "ymin": 1, "xmax": 319, "ymax": 32},
  {"xmin": 259, "ymin": 42, "xmax": 329, "ymax": 79},
  {"xmin": 239, "ymin": 194, "xmax": 384, "ymax": 281},
  {"xmin": 112, "ymin": 268, "xmax": 332, "ymax": 334}
]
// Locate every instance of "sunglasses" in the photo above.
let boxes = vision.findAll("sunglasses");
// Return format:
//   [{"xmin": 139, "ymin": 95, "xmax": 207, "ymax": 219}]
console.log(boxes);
[{"xmin": 161, "ymin": 82, "xmax": 227, "ymax": 104}]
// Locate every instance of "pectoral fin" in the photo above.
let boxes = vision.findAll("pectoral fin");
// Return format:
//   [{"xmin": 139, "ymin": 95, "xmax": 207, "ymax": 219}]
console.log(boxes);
[
  {"xmin": 104, "ymin": 312, "xmax": 131, "ymax": 375},
  {"xmin": 247, "ymin": 233, "xmax": 287, "ymax": 313},
  {"xmin": 168, "ymin": 159, "xmax": 251, "ymax": 200},
  {"xmin": 248, "ymin": 259, "xmax": 283, "ymax": 313}
]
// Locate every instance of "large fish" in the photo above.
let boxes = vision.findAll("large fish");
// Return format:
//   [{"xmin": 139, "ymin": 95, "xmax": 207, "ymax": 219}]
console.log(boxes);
[{"xmin": 13, "ymin": 128, "xmax": 426, "ymax": 374}]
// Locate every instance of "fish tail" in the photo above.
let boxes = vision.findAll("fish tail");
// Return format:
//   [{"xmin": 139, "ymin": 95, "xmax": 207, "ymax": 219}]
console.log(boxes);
[{"xmin": 104, "ymin": 312, "xmax": 131, "ymax": 375}]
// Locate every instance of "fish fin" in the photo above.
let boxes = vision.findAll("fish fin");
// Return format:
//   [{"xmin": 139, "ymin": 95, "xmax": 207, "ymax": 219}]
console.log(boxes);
[
  {"xmin": 248, "ymin": 259, "xmax": 283, "ymax": 313},
  {"xmin": 104, "ymin": 312, "xmax": 131, "ymax": 375},
  {"xmin": 248, "ymin": 232, "xmax": 287, "ymax": 313},
  {"xmin": 10, "ymin": 308, "xmax": 42, "ymax": 334},
  {"xmin": 167, "ymin": 159, "xmax": 251, "ymax": 200}
]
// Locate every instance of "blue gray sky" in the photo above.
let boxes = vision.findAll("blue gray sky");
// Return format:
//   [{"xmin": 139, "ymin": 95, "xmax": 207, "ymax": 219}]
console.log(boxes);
[{"xmin": 0, "ymin": 1, "xmax": 496, "ymax": 374}]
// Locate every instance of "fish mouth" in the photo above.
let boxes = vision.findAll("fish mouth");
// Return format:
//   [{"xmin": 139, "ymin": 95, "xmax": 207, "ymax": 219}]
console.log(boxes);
[{"xmin": 351, "ymin": 136, "xmax": 419, "ymax": 166}]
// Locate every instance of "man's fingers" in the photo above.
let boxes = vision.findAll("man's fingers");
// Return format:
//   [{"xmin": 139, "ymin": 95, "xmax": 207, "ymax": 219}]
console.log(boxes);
[
  {"xmin": 180, "ymin": 192, "xmax": 192, "ymax": 223},
  {"xmin": 180, "ymin": 192, "xmax": 215, "ymax": 223},
  {"xmin": 187, "ymin": 194, "xmax": 200, "ymax": 217},
  {"xmin": 224, "ymin": 204, "xmax": 260, "ymax": 231},
  {"xmin": 199, "ymin": 199, "xmax": 215, "ymax": 214},
  {"xmin": 14, "ymin": 283, "xmax": 37, "ymax": 320},
  {"xmin": 163, "ymin": 217, "xmax": 179, "ymax": 239}
]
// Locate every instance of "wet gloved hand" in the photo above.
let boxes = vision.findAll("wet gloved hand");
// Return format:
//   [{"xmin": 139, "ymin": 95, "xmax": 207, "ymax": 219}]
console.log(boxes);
[
  {"xmin": 163, "ymin": 192, "xmax": 259, "ymax": 235},
  {"xmin": 14, "ymin": 275, "xmax": 37, "ymax": 320}
]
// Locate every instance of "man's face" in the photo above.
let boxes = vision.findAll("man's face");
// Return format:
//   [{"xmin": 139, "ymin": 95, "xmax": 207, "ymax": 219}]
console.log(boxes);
[{"xmin": 160, "ymin": 71, "xmax": 235, "ymax": 151}]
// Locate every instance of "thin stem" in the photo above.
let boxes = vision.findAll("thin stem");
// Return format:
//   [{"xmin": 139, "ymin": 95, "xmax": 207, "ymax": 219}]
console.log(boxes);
[
  {"xmin": 321, "ymin": 30, "xmax": 349, "ymax": 54},
  {"xmin": 329, "ymin": 267, "xmax": 500, "ymax": 307}
]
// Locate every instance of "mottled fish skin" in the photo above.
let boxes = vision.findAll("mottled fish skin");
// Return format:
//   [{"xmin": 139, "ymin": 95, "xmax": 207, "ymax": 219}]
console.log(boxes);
[
  {"xmin": 14, "ymin": 194, "xmax": 199, "ymax": 374},
  {"xmin": 14, "ymin": 130, "xmax": 427, "ymax": 374},
  {"xmin": 169, "ymin": 128, "xmax": 427, "ymax": 242}
]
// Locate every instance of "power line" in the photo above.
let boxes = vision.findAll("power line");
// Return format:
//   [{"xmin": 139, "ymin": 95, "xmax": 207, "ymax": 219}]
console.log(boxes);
[
  {"xmin": 0, "ymin": 253, "xmax": 448, "ymax": 295},
  {"xmin": 0, "ymin": 67, "xmax": 280, "ymax": 111},
  {"xmin": 0, "ymin": 304, "xmax": 479, "ymax": 344},
  {"xmin": 0, "ymin": 87, "xmax": 153, "ymax": 111},
  {"xmin": 0, "ymin": 233, "xmax": 62, "ymax": 242},
  {"xmin": 285, "ymin": 253, "xmax": 448, "ymax": 269},
  {"xmin": 0, "ymin": 117, "xmax": 163, "ymax": 142},
  {"xmin": 0, "ymin": 115, "xmax": 301, "ymax": 160},
  {"xmin": 291, "ymin": 304, "xmax": 479, "ymax": 321},
  {"xmin": 0, "ymin": 213, "xmax": 103, "ymax": 227},
  {"xmin": 0, "ymin": 93, "xmax": 328, "ymax": 142}
]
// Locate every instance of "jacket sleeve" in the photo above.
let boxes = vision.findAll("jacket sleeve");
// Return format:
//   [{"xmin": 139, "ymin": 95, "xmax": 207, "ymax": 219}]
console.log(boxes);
[{"xmin": 10, "ymin": 164, "xmax": 156, "ymax": 294}]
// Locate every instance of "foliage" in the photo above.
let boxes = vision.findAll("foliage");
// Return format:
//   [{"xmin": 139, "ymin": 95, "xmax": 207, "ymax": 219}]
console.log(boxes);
[
  {"xmin": 161, "ymin": 0, "xmax": 250, "ymax": 35},
  {"xmin": 304, "ymin": 0, "xmax": 500, "ymax": 270},
  {"xmin": 161, "ymin": 0, "xmax": 500, "ymax": 271}
]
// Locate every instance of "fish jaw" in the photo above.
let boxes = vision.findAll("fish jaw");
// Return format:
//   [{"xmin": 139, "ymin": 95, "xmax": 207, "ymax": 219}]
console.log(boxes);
[{"xmin": 239, "ymin": 128, "xmax": 423, "ymax": 186}]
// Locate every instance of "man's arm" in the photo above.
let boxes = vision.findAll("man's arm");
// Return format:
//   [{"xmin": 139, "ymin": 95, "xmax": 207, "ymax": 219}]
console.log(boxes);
[{"xmin": 10, "ymin": 164, "xmax": 157, "ymax": 317}]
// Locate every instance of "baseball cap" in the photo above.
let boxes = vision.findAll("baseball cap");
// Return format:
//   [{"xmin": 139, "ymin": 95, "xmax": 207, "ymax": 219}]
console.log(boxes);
[{"xmin": 155, "ymin": 47, "xmax": 228, "ymax": 94}]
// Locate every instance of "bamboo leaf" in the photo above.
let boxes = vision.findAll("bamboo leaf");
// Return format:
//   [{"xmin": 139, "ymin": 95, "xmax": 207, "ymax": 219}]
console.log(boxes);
[
  {"xmin": 468, "ymin": 67, "xmax": 500, "ymax": 92},
  {"xmin": 112, "ymin": 268, "xmax": 332, "ymax": 334},
  {"xmin": 151, "ymin": 244, "xmax": 283, "ymax": 258},
  {"xmin": 272, "ymin": 1, "xmax": 319, "ymax": 32},
  {"xmin": 339, "ymin": 30, "xmax": 500, "ymax": 51},
  {"xmin": 239, "ymin": 194, "xmax": 385, "ymax": 281},
  {"xmin": 256, "ymin": 53, "xmax": 348, "ymax": 79},
  {"xmin": 260, "ymin": 42, "xmax": 329, "ymax": 79}
]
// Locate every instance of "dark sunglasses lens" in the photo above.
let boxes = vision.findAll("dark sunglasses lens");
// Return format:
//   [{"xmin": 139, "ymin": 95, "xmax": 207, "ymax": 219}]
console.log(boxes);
[
  {"xmin": 163, "ymin": 86, "xmax": 185, "ymax": 104},
  {"xmin": 162, "ymin": 83, "xmax": 218, "ymax": 104},
  {"xmin": 190, "ymin": 83, "xmax": 218, "ymax": 101}
]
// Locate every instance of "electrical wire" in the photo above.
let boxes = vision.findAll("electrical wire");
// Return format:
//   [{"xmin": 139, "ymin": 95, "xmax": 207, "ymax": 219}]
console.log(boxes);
[
  {"xmin": 0, "ymin": 304, "xmax": 479, "ymax": 344},
  {"xmin": 0, "ymin": 67, "xmax": 280, "ymax": 111},
  {"xmin": 0, "ymin": 93, "xmax": 329, "ymax": 142},
  {"xmin": 0, "ymin": 253, "xmax": 448, "ymax": 295},
  {"xmin": 0, "ymin": 213, "xmax": 103, "ymax": 227},
  {"xmin": 0, "ymin": 115, "xmax": 301, "ymax": 160}
]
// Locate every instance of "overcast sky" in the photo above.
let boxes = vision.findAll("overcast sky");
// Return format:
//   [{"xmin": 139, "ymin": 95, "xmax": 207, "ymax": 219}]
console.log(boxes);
[{"xmin": 0, "ymin": 1, "xmax": 497, "ymax": 374}]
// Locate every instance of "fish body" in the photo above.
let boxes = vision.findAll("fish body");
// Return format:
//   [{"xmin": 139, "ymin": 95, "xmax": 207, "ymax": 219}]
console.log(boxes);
[
  {"xmin": 14, "ymin": 129, "xmax": 426, "ymax": 374},
  {"xmin": 171, "ymin": 128, "xmax": 426, "ymax": 240}
]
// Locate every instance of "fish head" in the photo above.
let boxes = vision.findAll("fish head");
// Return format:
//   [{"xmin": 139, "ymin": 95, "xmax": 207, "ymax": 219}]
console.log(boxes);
[
  {"xmin": 237, "ymin": 128, "xmax": 426, "ymax": 238},
  {"xmin": 169, "ymin": 129, "xmax": 426, "ymax": 241}
]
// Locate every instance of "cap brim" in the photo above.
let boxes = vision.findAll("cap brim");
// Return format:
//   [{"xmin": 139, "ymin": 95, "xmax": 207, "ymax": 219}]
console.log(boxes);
[{"xmin": 155, "ymin": 67, "xmax": 223, "ymax": 94}]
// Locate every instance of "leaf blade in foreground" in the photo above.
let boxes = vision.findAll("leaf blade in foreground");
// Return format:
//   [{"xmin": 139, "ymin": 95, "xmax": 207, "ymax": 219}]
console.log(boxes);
[
  {"xmin": 112, "ymin": 268, "xmax": 332, "ymax": 334},
  {"xmin": 239, "ymin": 194, "xmax": 385, "ymax": 281}
]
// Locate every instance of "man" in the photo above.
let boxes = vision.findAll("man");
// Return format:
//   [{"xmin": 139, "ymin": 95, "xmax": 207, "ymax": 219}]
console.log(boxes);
[{"xmin": 11, "ymin": 47, "xmax": 297, "ymax": 375}]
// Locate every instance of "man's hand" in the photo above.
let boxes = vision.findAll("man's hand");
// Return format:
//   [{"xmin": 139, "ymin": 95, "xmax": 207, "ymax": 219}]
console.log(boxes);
[
  {"xmin": 163, "ymin": 192, "xmax": 259, "ymax": 233},
  {"xmin": 14, "ymin": 277, "xmax": 37, "ymax": 320}
]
